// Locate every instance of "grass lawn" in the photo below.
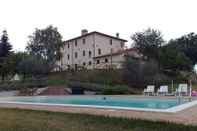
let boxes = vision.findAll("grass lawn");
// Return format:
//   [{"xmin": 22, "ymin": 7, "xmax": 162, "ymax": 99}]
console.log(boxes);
[{"xmin": 0, "ymin": 108, "xmax": 196, "ymax": 131}]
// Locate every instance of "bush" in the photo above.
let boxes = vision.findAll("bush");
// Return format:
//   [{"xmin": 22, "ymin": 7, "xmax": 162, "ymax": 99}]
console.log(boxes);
[
  {"xmin": 101, "ymin": 85, "xmax": 130, "ymax": 95},
  {"xmin": 68, "ymin": 81, "xmax": 131, "ymax": 95},
  {"xmin": 67, "ymin": 81, "xmax": 105, "ymax": 91},
  {"xmin": 49, "ymin": 70, "xmax": 124, "ymax": 85},
  {"xmin": 47, "ymin": 79, "xmax": 67, "ymax": 86},
  {"xmin": 0, "ymin": 79, "xmax": 47, "ymax": 91}
]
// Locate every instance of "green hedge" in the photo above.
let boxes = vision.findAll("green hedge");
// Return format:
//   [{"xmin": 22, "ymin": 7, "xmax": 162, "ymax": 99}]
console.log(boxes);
[
  {"xmin": 68, "ymin": 81, "xmax": 130, "ymax": 95},
  {"xmin": 67, "ymin": 81, "xmax": 105, "ymax": 91},
  {"xmin": 0, "ymin": 78, "xmax": 132, "ymax": 95},
  {"xmin": 101, "ymin": 85, "xmax": 130, "ymax": 95},
  {"xmin": 47, "ymin": 79, "xmax": 67, "ymax": 86},
  {"xmin": 49, "ymin": 70, "xmax": 124, "ymax": 85}
]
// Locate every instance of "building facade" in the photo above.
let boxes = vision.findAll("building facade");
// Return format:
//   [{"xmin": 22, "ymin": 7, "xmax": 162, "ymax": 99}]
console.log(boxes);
[
  {"xmin": 93, "ymin": 48, "xmax": 141, "ymax": 69},
  {"xmin": 59, "ymin": 29, "xmax": 130, "ymax": 70}
]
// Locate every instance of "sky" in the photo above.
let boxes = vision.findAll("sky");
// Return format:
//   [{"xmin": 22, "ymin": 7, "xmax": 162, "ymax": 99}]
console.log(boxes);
[{"xmin": 0, "ymin": 0, "xmax": 197, "ymax": 51}]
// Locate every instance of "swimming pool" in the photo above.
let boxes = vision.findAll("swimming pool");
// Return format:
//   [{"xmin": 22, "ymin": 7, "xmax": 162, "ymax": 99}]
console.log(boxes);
[{"xmin": 0, "ymin": 96, "xmax": 193, "ymax": 112}]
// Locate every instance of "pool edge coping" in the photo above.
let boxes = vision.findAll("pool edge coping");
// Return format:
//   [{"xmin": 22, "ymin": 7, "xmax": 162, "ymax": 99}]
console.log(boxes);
[{"xmin": 0, "ymin": 99, "xmax": 197, "ymax": 113}]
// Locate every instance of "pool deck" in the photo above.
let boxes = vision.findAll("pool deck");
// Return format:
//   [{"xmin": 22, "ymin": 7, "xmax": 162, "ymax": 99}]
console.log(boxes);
[{"xmin": 0, "ymin": 96, "xmax": 197, "ymax": 125}]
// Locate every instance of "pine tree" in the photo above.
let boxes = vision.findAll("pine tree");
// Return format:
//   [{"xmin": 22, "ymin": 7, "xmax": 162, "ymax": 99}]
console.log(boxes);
[
  {"xmin": 0, "ymin": 30, "xmax": 13, "ymax": 81},
  {"xmin": 0, "ymin": 30, "xmax": 12, "ymax": 57}
]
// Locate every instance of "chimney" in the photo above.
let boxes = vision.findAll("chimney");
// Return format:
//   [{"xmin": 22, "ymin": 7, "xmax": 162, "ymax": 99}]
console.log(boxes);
[
  {"xmin": 81, "ymin": 29, "xmax": 88, "ymax": 36},
  {"xmin": 116, "ymin": 33, "xmax": 119, "ymax": 38}
]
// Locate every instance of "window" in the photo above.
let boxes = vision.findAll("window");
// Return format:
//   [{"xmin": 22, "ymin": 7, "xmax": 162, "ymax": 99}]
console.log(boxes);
[
  {"xmin": 67, "ymin": 54, "xmax": 70, "ymax": 60},
  {"xmin": 75, "ymin": 52, "xmax": 78, "ymax": 58},
  {"xmin": 121, "ymin": 42, "xmax": 124, "ymax": 48},
  {"xmin": 83, "ymin": 38, "xmax": 86, "ymax": 44},
  {"xmin": 83, "ymin": 62, "xmax": 86, "ymax": 66},
  {"xmin": 97, "ymin": 60, "xmax": 100, "ymax": 64},
  {"xmin": 110, "ymin": 39, "xmax": 112, "ymax": 45},
  {"xmin": 83, "ymin": 50, "xmax": 85, "ymax": 56},
  {"xmin": 98, "ymin": 48, "xmax": 101, "ymax": 55},
  {"xmin": 88, "ymin": 61, "xmax": 92, "ymax": 65},
  {"xmin": 89, "ymin": 51, "xmax": 92, "ymax": 57},
  {"xmin": 75, "ymin": 40, "xmax": 77, "ymax": 46},
  {"xmin": 68, "ymin": 43, "xmax": 70, "ymax": 48},
  {"xmin": 105, "ymin": 58, "xmax": 108, "ymax": 63}
]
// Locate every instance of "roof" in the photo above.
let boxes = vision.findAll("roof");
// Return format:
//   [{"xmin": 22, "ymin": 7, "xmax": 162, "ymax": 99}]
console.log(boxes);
[
  {"xmin": 65, "ymin": 31, "xmax": 127, "ymax": 43},
  {"xmin": 93, "ymin": 48, "xmax": 138, "ymax": 59}
]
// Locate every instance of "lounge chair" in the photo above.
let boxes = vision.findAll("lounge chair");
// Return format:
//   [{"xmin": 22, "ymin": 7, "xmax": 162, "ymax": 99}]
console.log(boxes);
[
  {"xmin": 176, "ymin": 84, "xmax": 188, "ymax": 96},
  {"xmin": 157, "ymin": 85, "xmax": 168, "ymax": 96},
  {"xmin": 144, "ymin": 85, "xmax": 155, "ymax": 96}
]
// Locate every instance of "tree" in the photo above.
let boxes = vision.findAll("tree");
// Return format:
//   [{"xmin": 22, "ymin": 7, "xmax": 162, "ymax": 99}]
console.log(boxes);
[
  {"xmin": 0, "ymin": 30, "xmax": 12, "ymax": 57},
  {"xmin": 166, "ymin": 33, "xmax": 197, "ymax": 66},
  {"xmin": 26, "ymin": 25, "xmax": 64, "ymax": 70},
  {"xmin": 17, "ymin": 55, "xmax": 50, "ymax": 80},
  {"xmin": 160, "ymin": 46, "xmax": 192, "ymax": 72},
  {"xmin": 131, "ymin": 28, "xmax": 164, "ymax": 61},
  {"xmin": 0, "ymin": 56, "xmax": 13, "ymax": 81},
  {"xmin": 123, "ymin": 57, "xmax": 159, "ymax": 88},
  {"xmin": 0, "ymin": 30, "xmax": 13, "ymax": 81},
  {"xmin": 9, "ymin": 52, "xmax": 29, "ymax": 74}
]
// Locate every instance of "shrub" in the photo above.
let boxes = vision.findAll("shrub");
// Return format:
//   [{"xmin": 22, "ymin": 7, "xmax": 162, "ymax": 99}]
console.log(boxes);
[
  {"xmin": 0, "ymin": 79, "xmax": 47, "ymax": 91},
  {"xmin": 47, "ymin": 79, "xmax": 67, "ymax": 86},
  {"xmin": 101, "ymin": 85, "xmax": 130, "ymax": 95},
  {"xmin": 49, "ymin": 70, "xmax": 124, "ymax": 85},
  {"xmin": 67, "ymin": 81, "xmax": 131, "ymax": 95},
  {"xmin": 67, "ymin": 81, "xmax": 105, "ymax": 91}
]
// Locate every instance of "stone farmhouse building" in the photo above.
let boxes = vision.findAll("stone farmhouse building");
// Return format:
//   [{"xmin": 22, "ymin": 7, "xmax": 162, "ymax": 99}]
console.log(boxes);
[{"xmin": 58, "ymin": 29, "xmax": 139, "ymax": 70}]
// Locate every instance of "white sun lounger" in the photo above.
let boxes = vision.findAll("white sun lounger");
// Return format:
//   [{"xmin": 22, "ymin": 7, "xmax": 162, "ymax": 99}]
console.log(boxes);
[
  {"xmin": 157, "ymin": 85, "xmax": 168, "ymax": 96},
  {"xmin": 176, "ymin": 84, "xmax": 188, "ymax": 96},
  {"xmin": 144, "ymin": 85, "xmax": 155, "ymax": 96}
]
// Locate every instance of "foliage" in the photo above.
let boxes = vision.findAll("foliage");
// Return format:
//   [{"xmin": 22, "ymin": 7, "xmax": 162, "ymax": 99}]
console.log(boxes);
[
  {"xmin": 131, "ymin": 28, "xmax": 164, "ymax": 60},
  {"xmin": 0, "ymin": 30, "xmax": 12, "ymax": 57},
  {"xmin": 123, "ymin": 57, "xmax": 159, "ymax": 88},
  {"xmin": 0, "ymin": 30, "xmax": 13, "ymax": 81},
  {"xmin": 160, "ymin": 45, "xmax": 192, "ymax": 72},
  {"xmin": 26, "ymin": 25, "xmax": 64, "ymax": 70},
  {"xmin": 17, "ymin": 55, "xmax": 50, "ymax": 79},
  {"xmin": 0, "ymin": 108, "xmax": 196, "ymax": 131},
  {"xmin": 0, "ymin": 79, "xmax": 47, "ymax": 91},
  {"xmin": 0, "ymin": 52, "xmax": 29, "ymax": 79},
  {"xmin": 166, "ymin": 33, "xmax": 197, "ymax": 66},
  {"xmin": 101, "ymin": 85, "xmax": 130, "ymax": 95},
  {"xmin": 0, "ymin": 56, "xmax": 14, "ymax": 81},
  {"xmin": 49, "ymin": 70, "xmax": 124, "ymax": 85},
  {"xmin": 68, "ymin": 81, "xmax": 131, "ymax": 94},
  {"xmin": 68, "ymin": 81, "xmax": 106, "ymax": 91},
  {"xmin": 131, "ymin": 29, "xmax": 195, "ymax": 82},
  {"xmin": 47, "ymin": 79, "xmax": 67, "ymax": 86},
  {"xmin": 10, "ymin": 52, "xmax": 29, "ymax": 74}
]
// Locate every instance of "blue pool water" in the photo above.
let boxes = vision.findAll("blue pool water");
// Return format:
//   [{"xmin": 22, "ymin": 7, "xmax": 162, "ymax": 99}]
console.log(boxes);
[{"xmin": 1, "ymin": 96, "xmax": 183, "ymax": 109}]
